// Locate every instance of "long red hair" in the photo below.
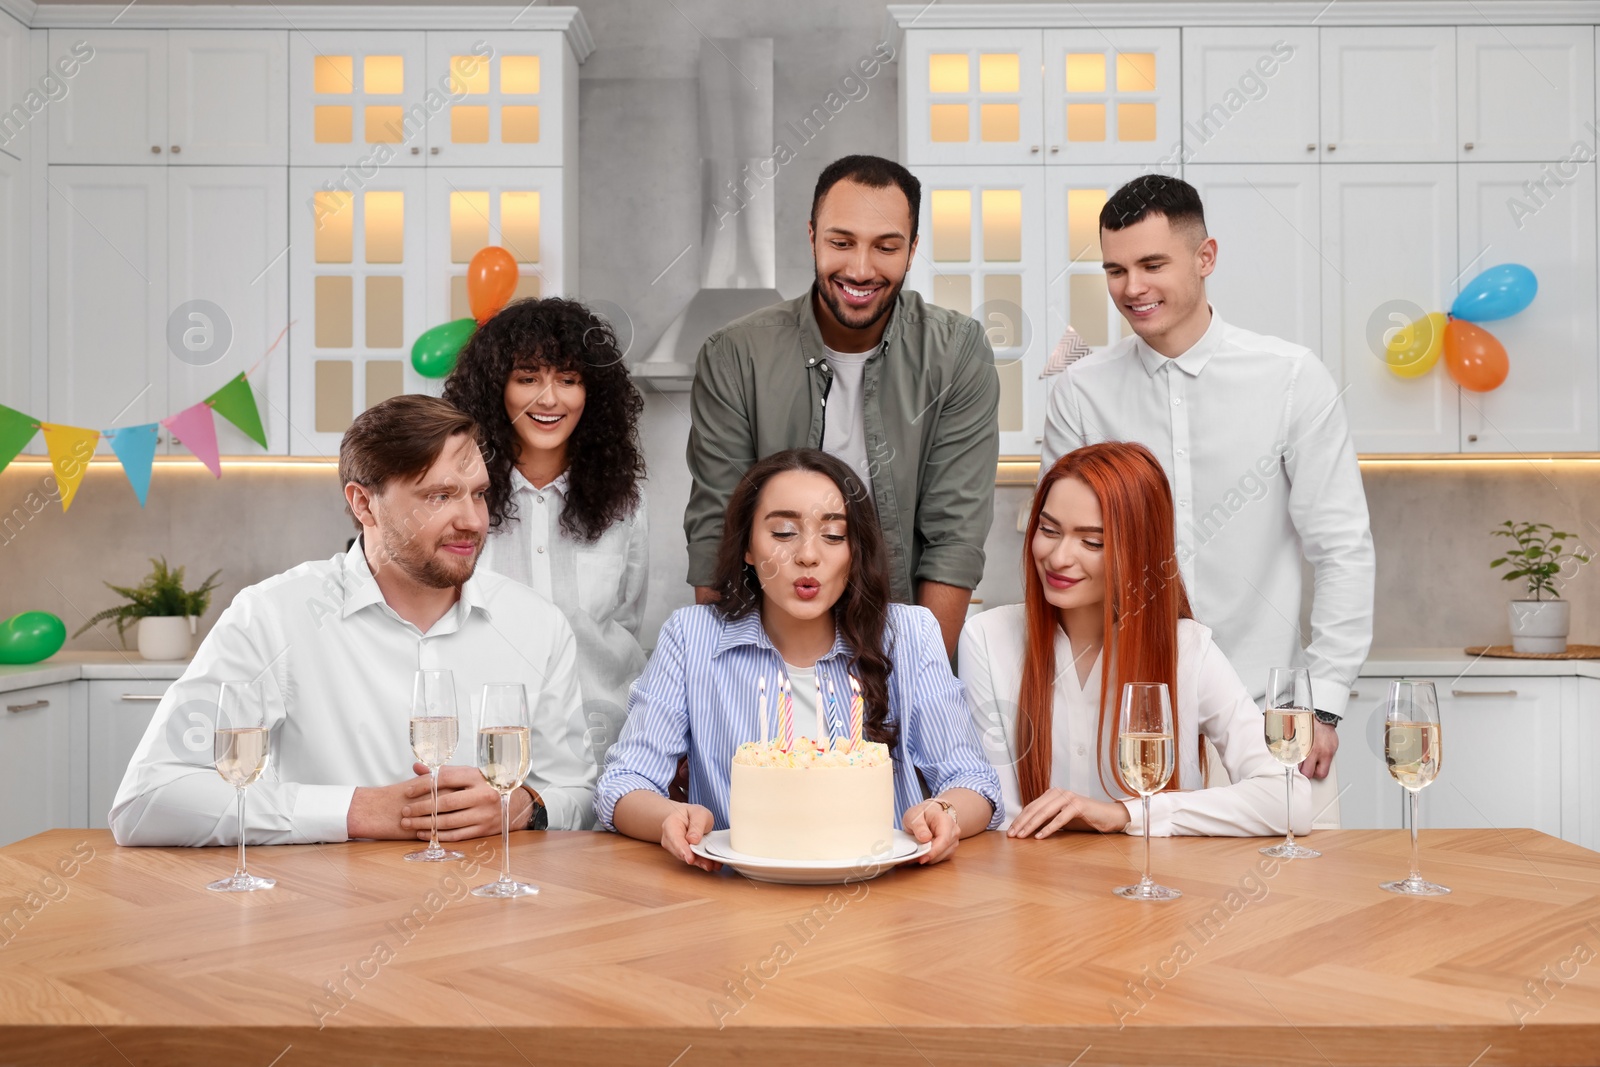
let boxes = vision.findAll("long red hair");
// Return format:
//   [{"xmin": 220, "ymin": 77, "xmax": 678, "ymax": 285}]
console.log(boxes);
[{"xmin": 1016, "ymin": 441, "xmax": 1195, "ymax": 804}]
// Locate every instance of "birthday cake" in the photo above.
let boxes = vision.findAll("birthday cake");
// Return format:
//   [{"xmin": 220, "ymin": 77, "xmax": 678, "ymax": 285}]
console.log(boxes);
[{"xmin": 728, "ymin": 737, "xmax": 894, "ymax": 861}]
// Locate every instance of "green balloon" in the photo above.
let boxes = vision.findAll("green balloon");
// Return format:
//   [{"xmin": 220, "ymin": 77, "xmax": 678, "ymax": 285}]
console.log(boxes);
[
  {"xmin": 411, "ymin": 318, "xmax": 477, "ymax": 379},
  {"xmin": 0, "ymin": 611, "xmax": 67, "ymax": 664}
]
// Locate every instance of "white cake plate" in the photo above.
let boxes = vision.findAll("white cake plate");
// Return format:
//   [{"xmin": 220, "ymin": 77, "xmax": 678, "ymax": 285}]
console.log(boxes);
[{"xmin": 690, "ymin": 829, "xmax": 931, "ymax": 885}]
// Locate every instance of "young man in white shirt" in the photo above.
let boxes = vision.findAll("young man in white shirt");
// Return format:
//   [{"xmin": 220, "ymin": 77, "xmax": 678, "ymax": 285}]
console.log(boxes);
[
  {"xmin": 111, "ymin": 395, "xmax": 595, "ymax": 846},
  {"xmin": 1040, "ymin": 175, "xmax": 1374, "ymax": 825}
]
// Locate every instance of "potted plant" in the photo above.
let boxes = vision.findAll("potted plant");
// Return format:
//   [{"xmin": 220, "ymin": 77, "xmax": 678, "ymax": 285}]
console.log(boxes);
[
  {"xmin": 1490, "ymin": 521, "xmax": 1590, "ymax": 653},
  {"xmin": 73, "ymin": 557, "xmax": 222, "ymax": 661}
]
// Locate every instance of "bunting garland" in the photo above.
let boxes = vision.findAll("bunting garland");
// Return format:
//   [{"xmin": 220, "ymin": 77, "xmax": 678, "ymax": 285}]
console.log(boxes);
[{"xmin": 0, "ymin": 324, "xmax": 289, "ymax": 512}]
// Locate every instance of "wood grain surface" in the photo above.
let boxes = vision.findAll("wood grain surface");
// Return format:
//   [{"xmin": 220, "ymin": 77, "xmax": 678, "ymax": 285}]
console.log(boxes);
[{"xmin": 1, "ymin": 827, "xmax": 1598, "ymax": 1066}]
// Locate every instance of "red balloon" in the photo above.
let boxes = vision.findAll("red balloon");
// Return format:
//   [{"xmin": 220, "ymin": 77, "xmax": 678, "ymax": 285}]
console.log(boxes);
[
  {"xmin": 467, "ymin": 246, "xmax": 520, "ymax": 324},
  {"xmin": 1443, "ymin": 319, "xmax": 1509, "ymax": 392}
]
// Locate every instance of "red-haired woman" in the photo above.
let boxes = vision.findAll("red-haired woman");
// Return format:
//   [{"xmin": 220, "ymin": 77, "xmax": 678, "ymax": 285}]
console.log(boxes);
[{"xmin": 958, "ymin": 441, "xmax": 1309, "ymax": 838}]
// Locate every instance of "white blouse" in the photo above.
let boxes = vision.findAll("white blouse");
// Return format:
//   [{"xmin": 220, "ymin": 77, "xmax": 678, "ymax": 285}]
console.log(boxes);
[
  {"xmin": 477, "ymin": 469, "xmax": 648, "ymax": 767},
  {"xmin": 957, "ymin": 604, "xmax": 1310, "ymax": 837}
]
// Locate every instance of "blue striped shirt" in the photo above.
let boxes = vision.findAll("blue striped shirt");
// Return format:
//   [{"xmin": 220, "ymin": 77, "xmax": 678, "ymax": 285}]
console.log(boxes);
[{"xmin": 595, "ymin": 603, "xmax": 1004, "ymax": 833}]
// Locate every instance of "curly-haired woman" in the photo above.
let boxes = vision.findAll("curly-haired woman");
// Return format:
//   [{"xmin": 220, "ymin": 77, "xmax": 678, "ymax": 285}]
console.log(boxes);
[{"xmin": 443, "ymin": 297, "xmax": 648, "ymax": 768}]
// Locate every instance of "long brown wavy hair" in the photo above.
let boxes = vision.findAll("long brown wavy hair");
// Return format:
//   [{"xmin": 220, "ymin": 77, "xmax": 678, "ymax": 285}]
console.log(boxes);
[
  {"xmin": 1017, "ymin": 442, "xmax": 1195, "ymax": 804},
  {"xmin": 710, "ymin": 449, "xmax": 897, "ymax": 748}
]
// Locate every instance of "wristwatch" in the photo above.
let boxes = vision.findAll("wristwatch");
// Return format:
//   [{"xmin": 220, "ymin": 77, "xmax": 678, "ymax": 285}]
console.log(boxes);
[
  {"xmin": 521, "ymin": 785, "xmax": 548, "ymax": 831},
  {"xmin": 1313, "ymin": 709, "xmax": 1341, "ymax": 728}
]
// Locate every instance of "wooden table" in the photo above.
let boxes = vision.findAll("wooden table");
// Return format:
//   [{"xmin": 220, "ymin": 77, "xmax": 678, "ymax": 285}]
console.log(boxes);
[{"xmin": 2, "ymin": 828, "xmax": 1598, "ymax": 1066}]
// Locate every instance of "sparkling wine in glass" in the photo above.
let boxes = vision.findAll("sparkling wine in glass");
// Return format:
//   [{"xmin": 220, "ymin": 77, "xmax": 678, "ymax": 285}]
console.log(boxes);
[
  {"xmin": 406, "ymin": 669, "xmax": 464, "ymax": 862},
  {"xmin": 1114, "ymin": 682, "xmax": 1180, "ymax": 901},
  {"xmin": 1260, "ymin": 667, "xmax": 1319, "ymax": 860},
  {"xmin": 1381, "ymin": 680, "xmax": 1449, "ymax": 896},
  {"xmin": 471, "ymin": 683, "xmax": 538, "ymax": 898},
  {"xmin": 208, "ymin": 679, "xmax": 276, "ymax": 892}
]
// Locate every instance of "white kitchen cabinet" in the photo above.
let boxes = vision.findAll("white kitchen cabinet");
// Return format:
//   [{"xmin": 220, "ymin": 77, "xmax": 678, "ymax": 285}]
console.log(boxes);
[
  {"xmin": 422, "ymin": 32, "xmax": 572, "ymax": 167},
  {"xmin": 46, "ymin": 165, "xmax": 168, "ymax": 444},
  {"xmin": 424, "ymin": 167, "xmax": 567, "ymax": 326},
  {"xmin": 1180, "ymin": 28, "xmax": 1319, "ymax": 164},
  {"xmin": 1569, "ymin": 678, "xmax": 1600, "ymax": 851},
  {"xmin": 1334, "ymin": 679, "xmax": 1403, "ymax": 831},
  {"xmin": 87, "ymin": 679, "xmax": 168, "ymax": 829},
  {"xmin": 0, "ymin": 148, "xmax": 28, "ymax": 416},
  {"xmin": 901, "ymin": 29, "xmax": 1044, "ymax": 167},
  {"xmin": 909, "ymin": 166, "xmax": 1046, "ymax": 455},
  {"xmin": 1320, "ymin": 164, "xmax": 1459, "ymax": 453},
  {"xmin": 1457, "ymin": 163, "xmax": 1599, "ymax": 453},
  {"xmin": 167, "ymin": 31, "xmax": 288, "ymax": 166},
  {"xmin": 1320, "ymin": 28, "xmax": 1456, "ymax": 163},
  {"xmin": 1043, "ymin": 28, "xmax": 1179, "ymax": 166},
  {"xmin": 1459, "ymin": 26, "xmax": 1594, "ymax": 163},
  {"xmin": 1186, "ymin": 164, "xmax": 1320, "ymax": 353},
  {"xmin": 48, "ymin": 30, "xmax": 166, "ymax": 164},
  {"xmin": 288, "ymin": 31, "xmax": 431, "ymax": 167},
  {"xmin": 167, "ymin": 167, "xmax": 290, "ymax": 456},
  {"xmin": 0, "ymin": 682, "xmax": 73, "ymax": 847},
  {"xmin": 288, "ymin": 166, "xmax": 429, "ymax": 455},
  {"xmin": 0, "ymin": 11, "xmax": 29, "ymax": 159}
]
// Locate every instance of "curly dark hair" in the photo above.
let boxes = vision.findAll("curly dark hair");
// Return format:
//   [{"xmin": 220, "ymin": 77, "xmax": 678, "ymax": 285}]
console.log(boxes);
[
  {"xmin": 442, "ymin": 297, "xmax": 645, "ymax": 543},
  {"xmin": 709, "ymin": 449, "xmax": 898, "ymax": 749}
]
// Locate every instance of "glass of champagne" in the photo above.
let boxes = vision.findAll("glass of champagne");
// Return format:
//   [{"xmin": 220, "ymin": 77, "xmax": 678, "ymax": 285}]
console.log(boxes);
[
  {"xmin": 1382, "ymin": 679, "xmax": 1449, "ymax": 896},
  {"xmin": 406, "ymin": 669, "xmax": 464, "ymax": 862},
  {"xmin": 1260, "ymin": 667, "xmax": 1319, "ymax": 859},
  {"xmin": 1114, "ymin": 682, "xmax": 1180, "ymax": 901},
  {"xmin": 208, "ymin": 679, "xmax": 276, "ymax": 892},
  {"xmin": 471, "ymin": 683, "xmax": 539, "ymax": 898}
]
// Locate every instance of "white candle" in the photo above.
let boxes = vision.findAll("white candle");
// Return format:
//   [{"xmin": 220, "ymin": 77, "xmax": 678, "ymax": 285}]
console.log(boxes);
[{"xmin": 757, "ymin": 674, "xmax": 768, "ymax": 745}]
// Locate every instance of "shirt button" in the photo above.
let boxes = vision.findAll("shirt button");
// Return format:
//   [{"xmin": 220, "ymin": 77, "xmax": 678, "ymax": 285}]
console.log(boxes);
[
  {"xmin": 1178, "ymin": 500, "xmax": 1189, "ymax": 508},
  {"xmin": 1175, "ymin": 449, "xmax": 1185, "ymax": 456},
  {"xmin": 536, "ymin": 546, "xmax": 545, "ymax": 554},
  {"xmin": 1076, "ymin": 746, "xmax": 1086, "ymax": 757},
  {"xmin": 536, "ymin": 495, "xmax": 545, "ymax": 504},
  {"xmin": 1172, "ymin": 398, "xmax": 1182, "ymax": 406}
]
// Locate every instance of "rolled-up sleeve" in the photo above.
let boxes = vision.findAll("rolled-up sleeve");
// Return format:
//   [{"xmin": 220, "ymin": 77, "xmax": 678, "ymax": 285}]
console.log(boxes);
[
  {"xmin": 594, "ymin": 613, "xmax": 692, "ymax": 830},
  {"xmin": 684, "ymin": 334, "xmax": 757, "ymax": 588},
  {"xmin": 912, "ymin": 323, "xmax": 999, "ymax": 591},
  {"xmin": 900, "ymin": 609, "xmax": 1004, "ymax": 828}
]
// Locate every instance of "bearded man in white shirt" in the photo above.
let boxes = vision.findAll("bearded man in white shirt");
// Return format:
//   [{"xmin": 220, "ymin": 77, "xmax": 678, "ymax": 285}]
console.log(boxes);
[
  {"xmin": 1040, "ymin": 175, "xmax": 1374, "ymax": 826},
  {"xmin": 111, "ymin": 394, "xmax": 596, "ymax": 846}
]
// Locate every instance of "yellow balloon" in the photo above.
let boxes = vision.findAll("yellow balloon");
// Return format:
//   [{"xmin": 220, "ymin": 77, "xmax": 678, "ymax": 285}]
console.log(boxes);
[{"xmin": 1385, "ymin": 311, "xmax": 1447, "ymax": 378}]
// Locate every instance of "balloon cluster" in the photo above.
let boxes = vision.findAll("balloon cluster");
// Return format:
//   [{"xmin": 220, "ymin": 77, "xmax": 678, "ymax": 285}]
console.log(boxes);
[
  {"xmin": 1385, "ymin": 264, "xmax": 1537, "ymax": 392},
  {"xmin": 411, "ymin": 246, "xmax": 522, "ymax": 379}
]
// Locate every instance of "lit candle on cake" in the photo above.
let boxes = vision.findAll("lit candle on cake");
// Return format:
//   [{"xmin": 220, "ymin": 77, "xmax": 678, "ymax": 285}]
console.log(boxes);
[
  {"xmin": 848, "ymin": 675, "xmax": 865, "ymax": 749},
  {"xmin": 777, "ymin": 675, "xmax": 795, "ymax": 750},
  {"xmin": 757, "ymin": 673, "xmax": 768, "ymax": 745}
]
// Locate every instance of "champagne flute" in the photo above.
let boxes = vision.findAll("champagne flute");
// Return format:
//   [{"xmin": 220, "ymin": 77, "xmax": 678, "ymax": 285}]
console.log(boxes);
[
  {"xmin": 207, "ymin": 679, "xmax": 276, "ymax": 892},
  {"xmin": 405, "ymin": 669, "xmax": 464, "ymax": 862},
  {"xmin": 1260, "ymin": 667, "xmax": 1319, "ymax": 859},
  {"xmin": 1114, "ymin": 682, "xmax": 1180, "ymax": 901},
  {"xmin": 471, "ymin": 683, "xmax": 539, "ymax": 898},
  {"xmin": 1381, "ymin": 680, "xmax": 1449, "ymax": 896}
]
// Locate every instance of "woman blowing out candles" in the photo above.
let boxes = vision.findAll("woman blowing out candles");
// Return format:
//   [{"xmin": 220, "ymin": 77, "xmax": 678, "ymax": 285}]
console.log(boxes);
[
  {"xmin": 959, "ymin": 441, "xmax": 1309, "ymax": 838},
  {"xmin": 595, "ymin": 449, "xmax": 1002, "ymax": 868}
]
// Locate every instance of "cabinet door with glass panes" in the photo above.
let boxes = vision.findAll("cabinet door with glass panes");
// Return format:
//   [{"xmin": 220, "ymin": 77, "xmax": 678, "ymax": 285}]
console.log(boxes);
[
  {"xmin": 1185, "ymin": 164, "xmax": 1320, "ymax": 354},
  {"xmin": 288, "ymin": 32, "xmax": 430, "ymax": 167},
  {"xmin": 1458, "ymin": 26, "xmax": 1594, "ymax": 162},
  {"xmin": 423, "ymin": 32, "xmax": 569, "ymax": 167},
  {"xmin": 907, "ymin": 168, "xmax": 1046, "ymax": 455},
  {"xmin": 1320, "ymin": 27, "xmax": 1455, "ymax": 163},
  {"xmin": 288, "ymin": 168, "xmax": 427, "ymax": 456},
  {"xmin": 1181, "ymin": 28, "xmax": 1320, "ymax": 164},
  {"xmin": 1042, "ymin": 29, "xmax": 1179, "ymax": 166},
  {"xmin": 425, "ymin": 168, "xmax": 564, "ymax": 333},
  {"xmin": 900, "ymin": 30, "xmax": 1044, "ymax": 166}
]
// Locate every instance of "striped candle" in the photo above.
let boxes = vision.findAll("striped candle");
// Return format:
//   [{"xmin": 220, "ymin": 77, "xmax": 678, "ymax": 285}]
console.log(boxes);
[
  {"xmin": 848, "ymin": 675, "xmax": 865, "ymax": 747},
  {"xmin": 777, "ymin": 674, "xmax": 795, "ymax": 750}
]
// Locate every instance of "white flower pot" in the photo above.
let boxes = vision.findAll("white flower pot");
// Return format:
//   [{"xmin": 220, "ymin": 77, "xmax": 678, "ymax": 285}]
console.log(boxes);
[
  {"xmin": 1508, "ymin": 599, "xmax": 1570, "ymax": 654},
  {"xmin": 137, "ymin": 616, "xmax": 195, "ymax": 661}
]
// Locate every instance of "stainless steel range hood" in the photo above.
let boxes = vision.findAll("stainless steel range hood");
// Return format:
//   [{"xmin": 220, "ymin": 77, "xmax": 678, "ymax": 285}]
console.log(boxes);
[{"xmin": 633, "ymin": 38, "xmax": 784, "ymax": 387}]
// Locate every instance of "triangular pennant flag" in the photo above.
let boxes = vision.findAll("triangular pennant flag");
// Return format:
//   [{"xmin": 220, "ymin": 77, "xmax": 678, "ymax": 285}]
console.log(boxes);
[
  {"xmin": 205, "ymin": 373, "xmax": 268, "ymax": 449},
  {"xmin": 106, "ymin": 423, "xmax": 161, "ymax": 507},
  {"xmin": 1041, "ymin": 326, "xmax": 1094, "ymax": 378},
  {"xmin": 162, "ymin": 402, "xmax": 222, "ymax": 477},
  {"xmin": 0, "ymin": 403, "xmax": 39, "ymax": 474},
  {"xmin": 39, "ymin": 423, "xmax": 102, "ymax": 512}
]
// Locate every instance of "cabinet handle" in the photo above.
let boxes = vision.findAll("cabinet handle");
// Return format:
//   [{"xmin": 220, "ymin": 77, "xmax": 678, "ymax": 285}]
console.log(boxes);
[
  {"xmin": 411, "ymin": 146, "xmax": 421, "ymax": 155},
  {"xmin": 150, "ymin": 145, "xmax": 162, "ymax": 154},
  {"xmin": 1030, "ymin": 145, "xmax": 1040, "ymax": 153},
  {"xmin": 1467, "ymin": 434, "xmax": 1479, "ymax": 443},
  {"xmin": 1349, "ymin": 690, "xmax": 1360, "ymax": 698},
  {"xmin": 6, "ymin": 699, "xmax": 48, "ymax": 713},
  {"xmin": 1326, "ymin": 143, "xmax": 1336, "ymax": 151},
  {"xmin": 1049, "ymin": 145, "xmax": 1059, "ymax": 154},
  {"xmin": 1464, "ymin": 142, "xmax": 1475, "ymax": 151},
  {"xmin": 1451, "ymin": 689, "xmax": 1517, "ymax": 697},
  {"xmin": 1306, "ymin": 143, "xmax": 1316, "ymax": 152},
  {"xmin": 431, "ymin": 146, "xmax": 440, "ymax": 155},
  {"xmin": 120, "ymin": 694, "xmax": 164, "ymax": 702},
  {"xmin": 170, "ymin": 145, "xmax": 180, "ymax": 154}
]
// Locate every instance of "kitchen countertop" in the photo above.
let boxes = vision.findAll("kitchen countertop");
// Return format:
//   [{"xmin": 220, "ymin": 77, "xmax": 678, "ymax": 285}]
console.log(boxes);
[{"xmin": 0, "ymin": 652, "xmax": 191, "ymax": 695}]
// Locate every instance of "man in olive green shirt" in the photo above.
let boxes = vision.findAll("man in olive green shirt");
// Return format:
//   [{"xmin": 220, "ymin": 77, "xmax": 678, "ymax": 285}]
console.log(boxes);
[{"xmin": 685, "ymin": 155, "xmax": 999, "ymax": 656}]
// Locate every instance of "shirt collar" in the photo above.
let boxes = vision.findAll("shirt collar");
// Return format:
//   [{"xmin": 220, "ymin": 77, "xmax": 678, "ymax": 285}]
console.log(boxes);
[
  {"xmin": 509, "ymin": 466, "xmax": 569, "ymax": 497},
  {"xmin": 802, "ymin": 283, "xmax": 901, "ymax": 363},
  {"xmin": 340, "ymin": 534, "xmax": 493, "ymax": 625},
  {"xmin": 1134, "ymin": 305, "xmax": 1224, "ymax": 379},
  {"xmin": 711, "ymin": 609, "xmax": 852, "ymax": 662}
]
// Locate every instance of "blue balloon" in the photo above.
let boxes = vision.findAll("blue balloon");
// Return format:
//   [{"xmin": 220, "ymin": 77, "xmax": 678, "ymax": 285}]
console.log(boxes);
[{"xmin": 1450, "ymin": 263, "xmax": 1537, "ymax": 322}]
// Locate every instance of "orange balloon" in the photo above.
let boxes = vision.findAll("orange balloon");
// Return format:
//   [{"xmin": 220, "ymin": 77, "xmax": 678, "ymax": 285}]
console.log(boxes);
[
  {"xmin": 467, "ymin": 246, "xmax": 520, "ymax": 324},
  {"xmin": 1443, "ymin": 319, "xmax": 1509, "ymax": 392}
]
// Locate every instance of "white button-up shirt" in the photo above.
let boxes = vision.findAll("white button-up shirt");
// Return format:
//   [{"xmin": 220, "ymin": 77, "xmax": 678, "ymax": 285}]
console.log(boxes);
[
  {"xmin": 477, "ymin": 469, "xmax": 647, "ymax": 765},
  {"xmin": 958, "ymin": 605, "xmax": 1308, "ymax": 836},
  {"xmin": 110, "ymin": 540, "xmax": 597, "ymax": 846},
  {"xmin": 1041, "ymin": 309, "xmax": 1374, "ymax": 720}
]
